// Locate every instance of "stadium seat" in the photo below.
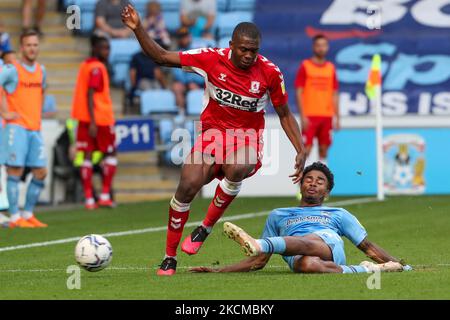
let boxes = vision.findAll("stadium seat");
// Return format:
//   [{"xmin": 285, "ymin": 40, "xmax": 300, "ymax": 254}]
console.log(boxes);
[
  {"xmin": 140, "ymin": 89, "xmax": 178, "ymax": 115},
  {"xmin": 80, "ymin": 11, "xmax": 95, "ymax": 35},
  {"xmin": 217, "ymin": 12, "xmax": 254, "ymax": 38},
  {"xmin": 186, "ymin": 89, "xmax": 204, "ymax": 116},
  {"xmin": 108, "ymin": 39, "xmax": 141, "ymax": 86},
  {"xmin": 229, "ymin": 0, "xmax": 255, "ymax": 11},
  {"xmin": 217, "ymin": 0, "xmax": 228, "ymax": 12},
  {"xmin": 109, "ymin": 39, "xmax": 142, "ymax": 63},
  {"xmin": 159, "ymin": 119, "xmax": 174, "ymax": 143}
]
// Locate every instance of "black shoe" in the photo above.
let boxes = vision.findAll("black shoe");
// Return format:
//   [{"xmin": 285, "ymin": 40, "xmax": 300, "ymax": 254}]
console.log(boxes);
[
  {"xmin": 157, "ymin": 257, "xmax": 177, "ymax": 276},
  {"xmin": 181, "ymin": 225, "xmax": 209, "ymax": 255}
]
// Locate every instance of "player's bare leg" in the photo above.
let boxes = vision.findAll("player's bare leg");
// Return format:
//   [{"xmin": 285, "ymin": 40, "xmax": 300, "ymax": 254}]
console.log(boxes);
[
  {"xmin": 293, "ymin": 256, "xmax": 343, "ymax": 273},
  {"xmin": 181, "ymin": 146, "xmax": 256, "ymax": 256},
  {"xmin": 22, "ymin": 167, "xmax": 48, "ymax": 227},
  {"xmin": 158, "ymin": 151, "xmax": 216, "ymax": 276}
]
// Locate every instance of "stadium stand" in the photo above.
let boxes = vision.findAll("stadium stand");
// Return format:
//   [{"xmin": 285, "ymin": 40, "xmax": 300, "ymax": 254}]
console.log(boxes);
[
  {"xmin": 186, "ymin": 89, "xmax": 203, "ymax": 116},
  {"xmin": 140, "ymin": 89, "xmax": 178, "ymax": 115},
  {"xmin": 109, "ymin": 38, "xmax": 142, "ymax": 86}
]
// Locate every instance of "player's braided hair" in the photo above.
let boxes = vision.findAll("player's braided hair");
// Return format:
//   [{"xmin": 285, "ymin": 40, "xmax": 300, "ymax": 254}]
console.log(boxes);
[
  {"xmin": 301, "ymin": 162, "xmax": 335, "ymax": 191},
  {"xmin": 232, "ymin": 22, "xmax": 261, "ymax": 41}
]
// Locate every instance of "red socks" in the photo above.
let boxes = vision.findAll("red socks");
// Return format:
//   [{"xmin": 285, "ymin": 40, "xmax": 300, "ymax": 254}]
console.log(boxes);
[
  {"xmin": 101, "ymin": 157, "xmax": 117, "ymax": 197},
  {"xmin": 165, "ymin": 197, "xmax": 191, "ymax": 257},
  {"xmin": 80, "ymin": 161, "xmax": 93, "ymax": 200},
  {"xmin": 202, "ymin": 178, "xmax": 242, "ymax": 228}
]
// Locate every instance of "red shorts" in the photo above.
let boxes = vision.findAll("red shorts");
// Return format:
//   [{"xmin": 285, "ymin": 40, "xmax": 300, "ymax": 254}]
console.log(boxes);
[
  {"xmin": 192, "ymin": 129, "xmax": 263, "ymax": 180},
  {"xmin": 76, "ymin": 122, "xmax": 116, "ymax": 154},
  {"xmin": 302, "ymin": 116, "xmax": 333, "ymax": 147}
]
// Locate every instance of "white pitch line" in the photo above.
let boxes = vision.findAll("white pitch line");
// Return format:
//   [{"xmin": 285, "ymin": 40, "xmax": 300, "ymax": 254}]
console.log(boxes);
[
  {"xmin": 0, "ymin": 265, "xmax": 290, "ymax": 273},
  {"xmin": 0, "ymin": 197, "xmax": 378, "ymax": 253}
]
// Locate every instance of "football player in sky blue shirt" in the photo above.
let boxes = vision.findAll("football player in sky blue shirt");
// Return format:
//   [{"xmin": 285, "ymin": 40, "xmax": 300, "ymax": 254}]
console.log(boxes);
[{"xmin": 191, "ymin": 162, "xmax": 412, "ymax": 274}]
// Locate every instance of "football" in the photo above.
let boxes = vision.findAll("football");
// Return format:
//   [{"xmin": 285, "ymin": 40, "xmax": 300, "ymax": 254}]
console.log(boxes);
[{"xmin": 75, "ymin": 235, "xmax": 113, "ymax": 272}]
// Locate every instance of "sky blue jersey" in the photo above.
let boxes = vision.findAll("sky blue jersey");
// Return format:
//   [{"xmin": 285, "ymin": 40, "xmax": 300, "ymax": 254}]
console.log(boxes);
[{"xmin": 261, "ymin": 206, "xmax": 368, "ymax": 247}]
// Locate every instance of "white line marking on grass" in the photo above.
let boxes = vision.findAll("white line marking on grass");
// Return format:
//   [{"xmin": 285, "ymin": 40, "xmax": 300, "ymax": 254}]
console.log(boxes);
[
  {"xmin": 0, "ymin": 197, "xmax": 378, "ymax": 253},
  {"xmin": 0, "ymin": 265, "xmax": 289, "ymax": 273}
]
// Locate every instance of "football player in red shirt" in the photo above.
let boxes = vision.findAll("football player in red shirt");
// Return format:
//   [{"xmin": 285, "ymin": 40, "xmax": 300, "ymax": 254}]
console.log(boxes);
[{"xmin": 122, "ymin": 4, "xmax": 306, "ymax": 276}]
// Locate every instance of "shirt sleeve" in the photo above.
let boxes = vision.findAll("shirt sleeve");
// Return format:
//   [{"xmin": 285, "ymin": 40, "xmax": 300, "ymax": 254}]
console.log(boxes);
[
  {"xmin": 261, "ymin": 210, "xmax": 280, "ymax": 238},
  {"xmin": 179, "ymin": 48, "xmax": 217, "ymax": 76},
  {"xmin": 0, "ymin": 64, "xmax": 18, "ymax": 92},
  {"xmin": 268, "ymin": 67, "xmax": 289, "ymax": 108},
  {"xmin": 88, "ymin": 67, "xmax": 104, "ymax": 92},
  {"xmin": 339, "ymin": 210, "xmax": 368, "ymax": 246},
  {"xmin": 41, "ymin": 64, "xmax": 47, "ymax": 90},
  {"xmin": 95, "ymin": 0, "xmax": 107, "ymax": 18},
  {"xmin": 294, "ymin": 62, "xmax": 306, "ymax": 88}
]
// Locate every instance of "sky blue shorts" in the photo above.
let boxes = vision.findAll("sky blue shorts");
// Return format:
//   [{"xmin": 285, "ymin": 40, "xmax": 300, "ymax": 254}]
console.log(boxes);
[
  {"xmin": 2, "ymin": 124, "xmax": 47, "ymax": 168},
  {"xmin": 282, "ymin": 230, "xmax": 347, "ymax": 271}
]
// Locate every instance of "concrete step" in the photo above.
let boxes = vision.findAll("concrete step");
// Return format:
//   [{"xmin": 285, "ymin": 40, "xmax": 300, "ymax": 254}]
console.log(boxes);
[
  {"xmin": 0, "ymin": 0, "xmax": 58, "ymax": 9},
  {"xmin": 114, "ymin": 179, "xmax": 177, "ymax": 191},
  {"xmin": 117, "ymin": 165, "xmax": 161, "ymax": 176},
  {"xmin": 115, "ymin": 192, "xmax": 173, "ymax": 204},
  {"xmin": 1, "ymin": 14, "xmax": 65, "ymax": 27},
  {"xmin": 117, "ymin": 152, "xmax": 157, "ymax": 165}
]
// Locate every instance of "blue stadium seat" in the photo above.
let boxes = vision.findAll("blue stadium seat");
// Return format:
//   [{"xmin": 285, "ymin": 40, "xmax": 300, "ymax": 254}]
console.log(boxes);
[
  {"xmin": 159, "ymin": 119, "xmax": 174, "ymax": 143},
  {"xmin": 186, "ymin": 89, "xmax": 204, "ymax": 116},
  {"xmin": 108, "ymin": 39, "xmax": 141, "ymax": 86},
  {"xmin": 109, "ymin": 39, "xmax": 142, "ymax": 63},
  {"xmin": 217, "ymin": 0, "xmax": 228, "ymax": 12},
  {"xmin": 140, "ymin": 89, "xmax": 179, "ymax": 115},
  {"xmin": 80, "ymin": 11, "xmax": 95, "ymax": 34},
  {"xmin": 43, "ymin": 95, "xmax": 57, "ymax": 114},
  {"xmin": 111, "ymin": 63, "xmax": 130, "ymax": 87},
  {"xmin": 71, "ymin": 0, "xmax": 96, "ymax": 10},
  {"xmin": 229, "ymin": 0, "xmax": 255, "ymax": 11},
  {"xmin": 217, "ymin": 12, "xmax": 254, "ymax": 38}
]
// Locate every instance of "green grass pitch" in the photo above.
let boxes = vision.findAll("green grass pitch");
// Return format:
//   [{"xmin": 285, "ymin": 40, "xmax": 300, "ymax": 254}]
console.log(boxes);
[{"xmin": 0, "ymin": 195, "xmax": 449, "ymax": 299}]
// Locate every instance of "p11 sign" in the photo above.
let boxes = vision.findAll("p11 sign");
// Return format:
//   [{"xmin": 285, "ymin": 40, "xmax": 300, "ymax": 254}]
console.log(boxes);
[{"xmin": 115, "ymin": 118, "xmax": 155, "ymax": 152}]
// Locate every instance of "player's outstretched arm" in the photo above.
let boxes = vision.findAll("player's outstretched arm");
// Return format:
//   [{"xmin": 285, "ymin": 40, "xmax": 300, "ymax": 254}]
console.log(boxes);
[
  {"xmin": 274, "ymin": 104, "xmax": 307, "ymax": 184},
  {"xmin": 190, "ymin": 254, "xmax": 272, "ymax": 273},
  {"xmin": 357, "ymin": 238, "xmax": 402, "ymax": 264},
  {"xmin": 121, "ymin": 4, "xmax": 181, "ymax": 67}
]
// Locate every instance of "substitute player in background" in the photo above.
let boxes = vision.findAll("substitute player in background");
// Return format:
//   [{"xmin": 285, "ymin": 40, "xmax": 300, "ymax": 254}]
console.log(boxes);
[
  {"xmin": 0, "ymin": 30, "xmax": 47, "ymax": 228},
  {"xmin": 295, "ymin": 34, "xmax": 339, "ymax": 166},
  {"xmin": 72, "ymin": 35, "xmax": 117, "ymax": 210},
  {"xmin": 122, "ymin": 4, "xmax": 307, "ymax": 276},
  {"xmin": 191, "ymin": 162, "xmax": 412, "ymax": 274}
]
